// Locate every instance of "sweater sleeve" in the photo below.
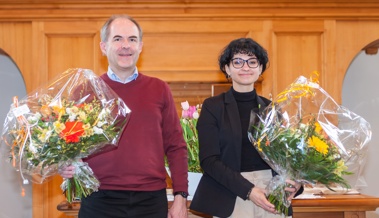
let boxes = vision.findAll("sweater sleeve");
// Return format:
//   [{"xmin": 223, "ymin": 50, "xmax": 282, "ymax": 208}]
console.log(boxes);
[{"xmin": 161, "ymin": 83, "xmax": 189, "ymax": 194}]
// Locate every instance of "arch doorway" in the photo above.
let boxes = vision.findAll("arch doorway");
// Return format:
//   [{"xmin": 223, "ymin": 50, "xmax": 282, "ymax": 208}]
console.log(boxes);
[
  {"xmin": 0, "ymin": 48, "xmax": 32, "ymax": 218},
  {"xmin": 342, "ymin": 39, "xmax": 379, "ymax": 218}
]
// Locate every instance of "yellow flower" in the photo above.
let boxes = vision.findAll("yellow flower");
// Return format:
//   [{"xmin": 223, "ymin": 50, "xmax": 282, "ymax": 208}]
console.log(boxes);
[
  {"xmin": 256, "ymin": 139, "xmax": 262, "ymax": 151},
  {"xmin": 53, "ymin": 121, "xmax": 66, "ymax": 133},
  {"xmin": 334, "ymin": 160, "xmax": 348, "ymax": 176},
  {"xmin": 314, "ymin": 122, "xmax": 323, "ymax": 134},
  {"xmin": 82, "ymin": 124, "xmax": 93, "ymax": 137},
  {"xmin": 84, "ymin": 104, "xmax": 93, "ymax": 112},
  {"xmin": 82, "ymin": 124, "xmax": 91, "ymax": 129},
  {"xmin": 308, "ymin": 135, "xmax": 329, "ymax": 155},
  {"xmin": 78, "ymin": 111, "xmax": 87, "ymax": 121},
  {"xmin": 52, "ymin": 105, "xmax": 64, "ymax": 116},
  {"xmin": 256, "ymin": 132, "xmax": 268, "ymax": 152},
  {"xmin": 38, "ymin": 128, "xmax": 52, "ymax": 143}
]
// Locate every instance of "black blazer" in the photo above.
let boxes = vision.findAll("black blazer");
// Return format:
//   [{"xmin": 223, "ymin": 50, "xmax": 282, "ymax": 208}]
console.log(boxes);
[{"xmin": 189, "ymin": 88, "xmax": 271, "ymax": 217}]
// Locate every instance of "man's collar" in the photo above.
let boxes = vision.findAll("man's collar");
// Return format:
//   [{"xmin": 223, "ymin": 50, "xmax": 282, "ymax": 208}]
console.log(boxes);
[{"xmin": 107, "ymin": 67, "xmax": 139, "ymax": 84}]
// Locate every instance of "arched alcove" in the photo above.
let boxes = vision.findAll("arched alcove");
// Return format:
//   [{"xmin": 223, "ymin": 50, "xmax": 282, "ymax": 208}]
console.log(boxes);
[
  {"xmin": 0, "ymin": 48, "xmax": 32, "ymax": 218},
  {"xmin": 342, "ymin": 39, "xmax": 379, "ymax": 218}
]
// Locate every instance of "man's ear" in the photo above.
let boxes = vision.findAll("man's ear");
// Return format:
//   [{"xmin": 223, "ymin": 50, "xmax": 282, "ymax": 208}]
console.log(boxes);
[
  {"xmin": 100, "ymin": 41, "xmax": 107, "ymax": 56},
  {"xmin": 139, "ymin": 41, "xmax": 143, "ymax": 53}
]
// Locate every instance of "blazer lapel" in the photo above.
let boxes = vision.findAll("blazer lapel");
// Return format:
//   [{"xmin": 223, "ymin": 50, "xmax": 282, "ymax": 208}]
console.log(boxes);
[
  {"xmin": 257, "ymin": 95, "xmax": 270, "ymax": 113},
  {"xmin": 224, "ymin": 89, "xmax": 242, "ymax": 160}
]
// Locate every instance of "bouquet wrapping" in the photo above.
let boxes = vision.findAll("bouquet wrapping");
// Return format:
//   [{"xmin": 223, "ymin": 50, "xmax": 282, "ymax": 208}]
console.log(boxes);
[
  {"xmin": 248, "ymin": 75, "xmax": 371, "ymax": 216},
  {"xmin": 0, "ymin": 68, "xmax": 131, "ymax": 203}
]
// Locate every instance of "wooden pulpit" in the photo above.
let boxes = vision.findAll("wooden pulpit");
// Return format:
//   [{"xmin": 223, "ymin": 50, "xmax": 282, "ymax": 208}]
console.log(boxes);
[
  {"xmin": 58, "ymin": 193, "xmax": 379, "ymax": 218},
  {"xmin": 57, "ymin": 172, "xmax": 379, "ymax": 218},
  {"xmin": 292, "ymin": 194, "xmax": 379, "ymax": 218}
]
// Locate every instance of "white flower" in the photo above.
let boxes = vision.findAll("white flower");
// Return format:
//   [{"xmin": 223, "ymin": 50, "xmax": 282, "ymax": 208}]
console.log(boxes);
[
  {"xmin": 35, "ymin": 112, "xmax": 42, "ymax": 119},
  {"xmin": 181, "ymin": 101, "xmax": 190, "ymax": 110},
  {"xmin": 96, "ymin": 121, "xmax": 107, "ymax": 127},
  {"xmin": 182, "ymin": 119, "xmax": 188, "ymax": 124},
  {"xmin": 93, "ymin": 126, "xmax": 104, "ymax": 134},
  {"xmin": 68, "ymin": 114, "xmax": 77, "ymax": 122},
  {"xmin": 98, "ymin": 109, "xmax": 110, "ymax": 120},
  {"xmin": 192, "ymin": 111, "xmax": 199, "ymax": 119},
  {"xmin": 27, "ymin": 114, "xmax": 40, "ymax": 123}
]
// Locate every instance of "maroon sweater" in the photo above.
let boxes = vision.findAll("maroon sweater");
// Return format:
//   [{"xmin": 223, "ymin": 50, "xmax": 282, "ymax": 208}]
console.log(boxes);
[{"xmin": 85, "ymin": 73, "xmax": 188, "ymax": 193}]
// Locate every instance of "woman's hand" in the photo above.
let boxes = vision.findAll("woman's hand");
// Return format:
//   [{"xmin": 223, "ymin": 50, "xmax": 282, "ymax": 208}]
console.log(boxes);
[
  {"xmin": 285, "ymin": 179, "xmax": 302, "ymax": 201},
  {"xmin": 248, "ymin": 187, "xmax": 277, "ymax": 214}
]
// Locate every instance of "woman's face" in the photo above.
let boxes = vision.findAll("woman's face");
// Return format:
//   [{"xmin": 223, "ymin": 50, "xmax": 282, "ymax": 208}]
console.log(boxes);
[{"xmin": 224, "ymin": 53, "xmax": 262, "ymax": 92}]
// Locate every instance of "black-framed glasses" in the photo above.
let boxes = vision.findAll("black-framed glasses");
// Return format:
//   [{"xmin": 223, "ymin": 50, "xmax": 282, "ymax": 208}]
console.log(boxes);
[{"xmin": 231, "ymin": 58, "xmax": 259, "ymax": 69}]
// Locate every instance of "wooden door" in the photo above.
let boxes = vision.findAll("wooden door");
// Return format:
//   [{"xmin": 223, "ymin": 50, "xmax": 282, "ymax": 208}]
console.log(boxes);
[{"xmin": 32, "ymin": 20, "xmax": 105, "ymax": 218}]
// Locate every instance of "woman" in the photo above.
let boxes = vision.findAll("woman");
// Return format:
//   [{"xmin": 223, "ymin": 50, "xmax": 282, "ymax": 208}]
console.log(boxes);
[{"xmin": 189, "ymin": 38, "xmax": 302, "ymax": 218}]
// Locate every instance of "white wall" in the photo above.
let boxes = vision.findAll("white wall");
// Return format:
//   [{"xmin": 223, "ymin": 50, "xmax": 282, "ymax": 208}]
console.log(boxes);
[
  {"xmin": 342, "ymin": 50, "xmax": 379, "ymax": 218},
  {"xmin": 0, "ymin": 51, "xmax": 32, "ymax": 218}
]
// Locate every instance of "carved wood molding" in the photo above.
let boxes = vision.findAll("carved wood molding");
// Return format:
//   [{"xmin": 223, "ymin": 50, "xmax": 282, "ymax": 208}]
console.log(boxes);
[{"xmin": 1, "ymin": 0, "xmax": 379, "ymax": 21}]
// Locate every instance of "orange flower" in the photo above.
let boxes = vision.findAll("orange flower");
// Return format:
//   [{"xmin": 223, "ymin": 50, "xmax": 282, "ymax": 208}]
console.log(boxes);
[
  {"xmin": 40, "ymin": 105, "xmax": 52, "ymax": 117},
  {"xmin": 60, "ymin": 121, "xmax": 85, "ymax": 143}
]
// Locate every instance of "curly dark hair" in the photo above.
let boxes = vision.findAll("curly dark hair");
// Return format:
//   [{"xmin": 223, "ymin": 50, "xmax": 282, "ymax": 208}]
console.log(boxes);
[{"xmin": 218, "ymin": 38, "xmax": 269, "ymax": 78}]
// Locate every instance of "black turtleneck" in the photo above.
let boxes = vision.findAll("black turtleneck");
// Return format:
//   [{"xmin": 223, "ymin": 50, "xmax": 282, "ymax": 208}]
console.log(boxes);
[{"xmin": 232, "ymin": 88, "xmax": 271, "ymax": 172}]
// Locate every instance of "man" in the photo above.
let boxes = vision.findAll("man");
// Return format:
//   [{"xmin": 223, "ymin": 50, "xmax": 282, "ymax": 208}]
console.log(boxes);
[{"xmin": 60, "ymin": 14, "xmax": 189, "ymax": 218}]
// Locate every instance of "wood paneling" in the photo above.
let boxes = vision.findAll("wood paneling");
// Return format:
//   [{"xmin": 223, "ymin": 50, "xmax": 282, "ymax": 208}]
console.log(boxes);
[
  {"xmin": 272, "ymin": 20, "xmax": 324, "ymax": 96},
  {"xmin": 0, "ymin": 1, "xmax": 379, "ymax": 217},
  {"xmin": 274, "ymin": 33, "xmax": 322, "ymax": 93},
  {"xmin": 0, "ymin": 22, "xmax": 32, "ymax": 92}
]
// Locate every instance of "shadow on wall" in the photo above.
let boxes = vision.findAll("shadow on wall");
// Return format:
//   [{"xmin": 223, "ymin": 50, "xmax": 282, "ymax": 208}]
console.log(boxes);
[{"xmin": 0, "ymin": 48, "xmax": 32, "ymax": 218}]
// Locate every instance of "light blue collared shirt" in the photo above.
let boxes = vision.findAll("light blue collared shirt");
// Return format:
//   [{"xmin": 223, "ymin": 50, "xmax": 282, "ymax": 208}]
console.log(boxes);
[{"xmin": 106, "ymin": 66, "xmax": 139, "ymax": 84}]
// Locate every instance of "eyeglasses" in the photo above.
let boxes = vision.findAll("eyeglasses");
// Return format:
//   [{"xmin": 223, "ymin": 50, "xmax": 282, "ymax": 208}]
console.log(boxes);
[{"xmin": 231, "ymin": 58, "xmax": 259, "ymax": 69}]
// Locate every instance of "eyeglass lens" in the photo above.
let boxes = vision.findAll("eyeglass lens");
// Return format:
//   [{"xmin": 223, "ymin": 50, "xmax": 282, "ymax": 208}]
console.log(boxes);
[{"xmin": 231, "ymin": 58, "xmax": 259, "ymax": 69}]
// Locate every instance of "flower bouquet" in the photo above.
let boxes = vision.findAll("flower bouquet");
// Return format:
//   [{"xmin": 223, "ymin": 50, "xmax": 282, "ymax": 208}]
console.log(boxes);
[
  {"xmin": 0, "ymin": 68, "xmax": 131, "ymax": 203},
  {"xmin": 180, "ymin": 101, "xmax": 202, "ymax": 173},
  {"xmin": 248, "ymin": 74, "xmax": 371, "ymax": 216}
]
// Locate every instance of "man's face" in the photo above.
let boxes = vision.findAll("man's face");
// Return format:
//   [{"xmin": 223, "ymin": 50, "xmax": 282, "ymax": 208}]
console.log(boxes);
[{"xmin": 100, "ymin": 18, "xmax": 143, "ymax": 74}]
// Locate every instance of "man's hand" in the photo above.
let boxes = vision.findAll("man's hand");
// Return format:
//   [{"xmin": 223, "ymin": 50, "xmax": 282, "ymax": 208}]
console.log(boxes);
[
  {"xmin": 168, "ymin": 195, "xmax": 188, "ymax": 218},
  {"xmin": 58, "ymin": 165, "xmax": 76, "ymax": 179}
]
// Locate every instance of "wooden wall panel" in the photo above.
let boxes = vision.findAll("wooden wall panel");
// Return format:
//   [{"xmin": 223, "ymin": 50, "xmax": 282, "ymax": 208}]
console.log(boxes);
[
  {"xmin": 332, "ymin": 21, "xmax": 379, "ymax": 103},
  {"xmin": 0, "ymin": 22, "xmax": 32, "ymax": 94},
  {"xmin": 0, "ymin": 1, "xmax": 378, "ymax": 218},
  {"xmin": 274, "ymin": 33, "xmax": 322, "ymax": 94},
  {"xmin": 272, "ymin": 21, "xmax": 324, "ymax": 98},
  {"xmin": 33, "ymin": 21, "xmax": 106, "ymax": 85},
  {"xmin": 138, "ymin": 19, "xmax": 266, "ymax": 82},
  {"xmin": 43, "ymin": 36, "xmax": 98, "ymax": 218},
  {"xmin": 31, "ymin": 21, "xmax": 107, "ymax": 218},
  {"xmin": 47, "ymin": 36, "xmax": 95, "ymax": 77},
  {"xmin": 139, "ymin": 33, "xmax": 240, "ymax": 82}
]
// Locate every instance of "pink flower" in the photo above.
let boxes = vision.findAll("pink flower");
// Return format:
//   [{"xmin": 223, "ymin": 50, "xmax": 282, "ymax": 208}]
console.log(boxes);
[{"xmin": 182, "ymin": 105, "xmax": 198, "ymax": 119}]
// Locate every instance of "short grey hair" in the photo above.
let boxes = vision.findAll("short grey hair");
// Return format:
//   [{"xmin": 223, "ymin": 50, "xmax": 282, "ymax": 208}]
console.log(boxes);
[{"xmin": 100, "ymin": 14, "xmax": 143, "ymax": 42}]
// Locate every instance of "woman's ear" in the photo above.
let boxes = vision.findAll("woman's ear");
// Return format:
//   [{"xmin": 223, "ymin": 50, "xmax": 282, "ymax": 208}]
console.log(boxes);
[{"xmin": 225, "ymin": 65, "xmax": 231, "ymax": 75}]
